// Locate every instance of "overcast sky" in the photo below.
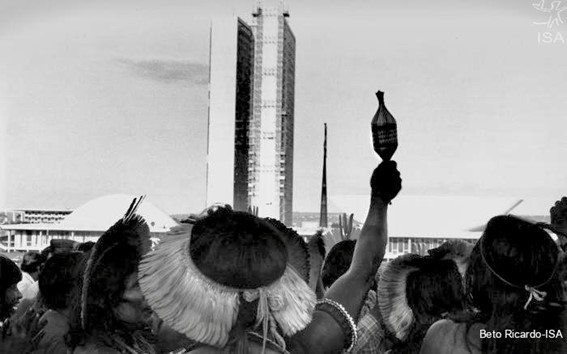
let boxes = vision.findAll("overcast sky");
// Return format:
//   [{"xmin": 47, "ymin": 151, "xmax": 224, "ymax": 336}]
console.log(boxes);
[{"xmin": 1, "ymin": 0, "xmax": 566, "ymax": 214}]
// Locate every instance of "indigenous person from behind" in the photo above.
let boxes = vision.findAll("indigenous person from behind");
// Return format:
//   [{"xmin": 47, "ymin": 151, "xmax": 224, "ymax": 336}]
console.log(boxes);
[
  {"xmin": 354, "ymin": 254, "xmax": 465, "ymax": 353},
  {"xmin": 420, "ymin": 215, "xmax": 566, "ymax": 354},
  {"xmin": 139, "ymin": 161, "xmax": 401, "ymax": 354},
  {"xmin": 30, "ymin": 252, "xmax": 84, "ymax": 354}
]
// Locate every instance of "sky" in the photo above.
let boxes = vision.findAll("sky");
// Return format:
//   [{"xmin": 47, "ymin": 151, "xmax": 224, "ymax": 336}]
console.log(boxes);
[{"xmin": 1, "ymin": 0, "xmax": 566, "ymax": 215}]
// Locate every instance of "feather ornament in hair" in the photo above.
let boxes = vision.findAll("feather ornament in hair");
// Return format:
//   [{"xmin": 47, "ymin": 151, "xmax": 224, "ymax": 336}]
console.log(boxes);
[{"xmin": 80, "ymin": 195, "xmax": 148, "ymax": 330}]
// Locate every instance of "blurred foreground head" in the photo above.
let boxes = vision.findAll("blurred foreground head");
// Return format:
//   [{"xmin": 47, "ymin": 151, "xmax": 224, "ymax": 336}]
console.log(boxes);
[{"xmin": 0, "ymin": 256, "xmax": 22, "ymax": 321}]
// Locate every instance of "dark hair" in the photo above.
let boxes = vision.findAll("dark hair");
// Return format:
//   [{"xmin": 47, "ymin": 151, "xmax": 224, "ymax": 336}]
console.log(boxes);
[
  {"xmin": 190, "ymin": 211, "xmax": 288, "ymax": 288},
  {"xmin": 75, "ymin": 242, "xmax": 95, "ymax": 253},
  {"xmin": 40, "ymin": 239, "xmax": 77, "ymax": 260},
  {"xmin": 68, "ymin": 215, "xmax": 151, "ymax": 350},
  {"xmin": 0, "ymin": 256, "xmax": 22, "ymax": 320},
  {"xmin": 394, "ymin": 258, "xmax": 465, "ymax": 353},
  {"xmin": 40, "ymin": 246, "xmax": 53, "ymax": 260},
  {"xmin": 20, "ymin": 251, "xmax": 46, "ymax": 274},
  {"xmin": 39, "ymin": 252, "xmax": 84, "ymax": 310},
  {"xmin": 80, "ymin": 244, "xmax": 140, "ymax": 331},
  {"xmin": 190, "ymin": 210, "xmax": 289, "ymax": 353},
  {"xmin": 463, "ymin": 215, "xmax": 565, "ymax": 353},
  {"xmin": 321, "ymin": 240, "xmax": 357, "ymax": 289},
  {"xmin": 406, "ymin": 258, "xmax": 465, "ymax": 321},
  {"xmin": 559, "ymin": 252, "xmax": 567, "ymax": 295}
]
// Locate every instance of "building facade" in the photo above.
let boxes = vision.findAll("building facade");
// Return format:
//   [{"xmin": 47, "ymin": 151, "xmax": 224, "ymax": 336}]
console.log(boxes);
[
  {"xmin": 0, "ymin": 209, "xmax": 72, "ymax": 224},
  {"xmin": 0, "ymin": 195, "xmax": 177, "ymax": 252},
  {"xmin": 206, "ymin": 1, "xmax": 295, "ymax": 225},
  {"xmin": 249, "ymin": 2, "xmax": 295, "ymax": 224},
  {"xmin": 206, "ymin": 17, "xmax": 255, "ymax": 212}
]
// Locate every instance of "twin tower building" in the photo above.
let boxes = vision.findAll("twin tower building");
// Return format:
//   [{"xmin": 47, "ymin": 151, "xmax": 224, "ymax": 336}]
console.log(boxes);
[{"xmin": 206, "ymin": 1, "xmax": 295, "ymax": 225}]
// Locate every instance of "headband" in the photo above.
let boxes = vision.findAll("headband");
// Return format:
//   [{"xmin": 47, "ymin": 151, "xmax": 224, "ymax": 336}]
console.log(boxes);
[{"xmin": 479, "ymin": 234, "xmax": 558, "ymax": 310}]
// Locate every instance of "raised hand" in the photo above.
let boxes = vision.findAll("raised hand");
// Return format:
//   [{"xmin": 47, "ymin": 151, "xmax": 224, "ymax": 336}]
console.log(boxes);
[{"xmin": 370, "ymin": 160, "xmax": 402, "ymax": 202}]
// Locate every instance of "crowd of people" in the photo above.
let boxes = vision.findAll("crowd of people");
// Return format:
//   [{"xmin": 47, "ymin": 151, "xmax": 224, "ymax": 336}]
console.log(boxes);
[{"xmin": 0, "ymin": 161, "xmax": 565, "ymax": 353}]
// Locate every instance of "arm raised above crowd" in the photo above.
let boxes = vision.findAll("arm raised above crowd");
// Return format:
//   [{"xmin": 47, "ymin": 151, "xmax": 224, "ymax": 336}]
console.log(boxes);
[{"xmin": 291, "ymin": 161, "xmax": 401, "ymax": 354}]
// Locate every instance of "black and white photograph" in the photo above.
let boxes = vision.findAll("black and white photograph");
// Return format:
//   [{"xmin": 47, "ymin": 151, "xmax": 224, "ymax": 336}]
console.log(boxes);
[{"xmin": 0, "ymin": 0, "xmax": 566, "ymax": 353}]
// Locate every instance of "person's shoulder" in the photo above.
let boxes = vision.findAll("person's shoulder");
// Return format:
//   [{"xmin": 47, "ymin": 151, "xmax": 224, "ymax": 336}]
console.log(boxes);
[
  {"xmin": 420, "ymin": 319, "xmax": 481, "ymax": 354},
  {"xmin": 428, "ymin": 318, "xmax": 458, "ymax": 333}
]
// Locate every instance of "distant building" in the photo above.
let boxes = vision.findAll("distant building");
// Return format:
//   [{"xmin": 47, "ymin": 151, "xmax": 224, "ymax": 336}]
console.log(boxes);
[
  {"xmin": 207, "ymin": 17, "xmax": 255, "ymax": 212},
  {"xmin": 206, "ymin": 0, "xmax": 296, "ymax": 225},
  {"xmin": 249, "ymin": 1, "xmax": 296, "ymax": 225},
  {"xmin": 293, "ymin": 196, "xmax": 552, "ymax": 261},
  {"xmin": 0, "ymin": 195, "xmax": 178, "ymax": 252},
  {"xmin": 0, "ymin": 209, "xmax": 72, "ymax": 225}
]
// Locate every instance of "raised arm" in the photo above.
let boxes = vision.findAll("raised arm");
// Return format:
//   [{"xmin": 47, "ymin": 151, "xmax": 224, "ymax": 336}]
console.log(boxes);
[
  {"xmin": 327, "ymin": 161, "xmax": 400, "ymax": 318},
  {"xmin": 290, "ymin": 161, "xmax": 401, "ymax": 354}
]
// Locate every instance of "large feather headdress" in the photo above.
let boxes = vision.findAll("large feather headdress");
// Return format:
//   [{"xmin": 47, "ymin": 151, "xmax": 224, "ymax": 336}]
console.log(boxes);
[
  {"xmin": 138, "ymin": 209, "xmax": 316, "ymax": 350},
  {"xmin": 80, "ymin": 195, "xmax": 150, "ymax": 330},
  {"xmin": 377, "ymin": 254, "xmax": 421, "ymax": 341}
]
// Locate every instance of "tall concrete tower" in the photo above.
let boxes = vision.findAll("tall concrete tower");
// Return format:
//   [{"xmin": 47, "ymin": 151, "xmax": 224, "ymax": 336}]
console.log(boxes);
[
  {"xmin": 249, "ymin": 0, "xmax": 295, "ymax": 224},
  {"xmin": 206, "ymin": 17, "xmax": 255, "ymax": 212},
  {"xmin": 206, "ymin": 1, "xmax": 295, "ymax": 225}
]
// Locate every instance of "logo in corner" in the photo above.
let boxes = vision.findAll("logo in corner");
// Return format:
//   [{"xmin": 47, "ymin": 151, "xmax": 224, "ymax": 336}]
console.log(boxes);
[{"xmin": 533, "ymin": 1, "xmax": 566, "ymax": 43}]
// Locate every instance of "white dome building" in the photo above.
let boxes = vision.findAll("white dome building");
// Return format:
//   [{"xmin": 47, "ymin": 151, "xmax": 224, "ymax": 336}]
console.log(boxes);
[
  {"xmin": 0, "ymin": 194, "xmax": 179, "ymax": 252},
  {"xmin": 59, "ymin": 194, "xmax": 177, "ymax": 232}
]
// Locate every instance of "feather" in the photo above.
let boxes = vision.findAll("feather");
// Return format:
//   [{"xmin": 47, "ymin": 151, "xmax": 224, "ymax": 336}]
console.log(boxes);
[
  {"xmin": 80, "ymin": 195, "xmax": 149, "ymax": 330},
  {"xmin": 138, "ymin": 235, "xmax": 316, "ymax": 348},
  {"xmin": 264, "ymin": 218, "xmax": 310, "ymax": 283},
  {"xmin": 377, "ymin": 254, "xmax": 420, "ymax": 341}
]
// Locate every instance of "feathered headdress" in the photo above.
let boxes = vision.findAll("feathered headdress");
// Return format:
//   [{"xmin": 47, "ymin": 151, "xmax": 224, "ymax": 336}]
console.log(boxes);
[
  {"xmin": 264, "ymin": 217, "xmax": 311, "ymax": 283},
  {"xmin": 80, "ymin": 195, "xmax": 150, "ymax": 330},
  {"xmin": 138, "ymin": 210, "xmax": 316, "ymax": 351},
  {"xmin": 377, "ymin": 254, "xmax": 421, "ymax": 341}
]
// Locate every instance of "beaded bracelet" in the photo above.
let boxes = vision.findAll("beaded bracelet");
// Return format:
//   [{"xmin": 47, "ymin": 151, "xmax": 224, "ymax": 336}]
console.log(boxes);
[{"xmin": 315, "ymin": 298, "xmax": 358, "ymax": 353}]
